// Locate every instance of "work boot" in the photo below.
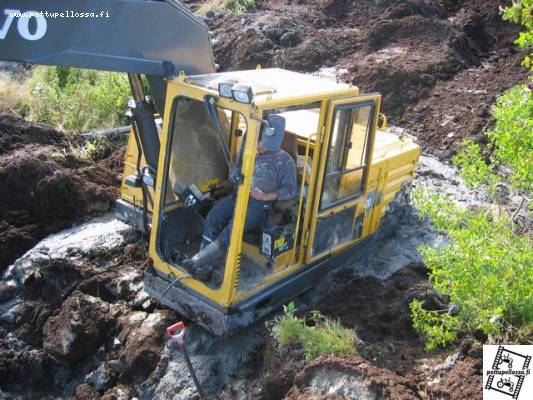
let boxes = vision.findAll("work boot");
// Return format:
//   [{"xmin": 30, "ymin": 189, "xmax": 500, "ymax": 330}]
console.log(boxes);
[{"xmin": 184, "ymin": 241, "xmax": 222, "ymax": 270}]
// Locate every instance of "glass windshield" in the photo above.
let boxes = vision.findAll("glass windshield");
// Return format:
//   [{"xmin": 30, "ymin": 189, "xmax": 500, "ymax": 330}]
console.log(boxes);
[
  {"xmin": 165, "ymin": 97, "xmax": 230, "ymax": 201},
  {"xmin": 157, "ymin": 96, "xmax": 246, "ymax": 290}
]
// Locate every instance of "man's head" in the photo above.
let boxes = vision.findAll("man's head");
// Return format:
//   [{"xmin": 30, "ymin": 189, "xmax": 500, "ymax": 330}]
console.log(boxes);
[{"xmin": 259, "ymin": 114, "xmax": 286, "ymax": 153}]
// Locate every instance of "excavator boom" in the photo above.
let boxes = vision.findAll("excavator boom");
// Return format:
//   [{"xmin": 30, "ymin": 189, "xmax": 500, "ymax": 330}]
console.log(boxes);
[
  {"xmin": 0, "ymin": 0, "xmax": 216, "ymax": 111},
  {"xmin": 0, "ymin": 0, "xmax": 214, "ymax": 75}
]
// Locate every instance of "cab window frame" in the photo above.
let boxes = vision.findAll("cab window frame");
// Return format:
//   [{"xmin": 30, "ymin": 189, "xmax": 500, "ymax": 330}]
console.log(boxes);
[{"xmin": 319, "ymin": 100, "xmax": 375, "ymax": 211}]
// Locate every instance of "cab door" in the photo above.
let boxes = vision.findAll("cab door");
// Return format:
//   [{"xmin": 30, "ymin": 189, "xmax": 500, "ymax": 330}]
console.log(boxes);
[{"xmin": 306, "ymin": 94, "xmax": 381, "ymax": 262}]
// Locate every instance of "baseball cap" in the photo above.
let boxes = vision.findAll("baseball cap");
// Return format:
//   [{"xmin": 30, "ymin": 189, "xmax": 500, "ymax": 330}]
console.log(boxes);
[{"xmin": 260, "ymin": 114, "xmax": 286, "ymax": 152}]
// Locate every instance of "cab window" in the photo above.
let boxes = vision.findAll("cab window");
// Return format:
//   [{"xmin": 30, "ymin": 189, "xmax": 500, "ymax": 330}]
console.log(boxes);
[{"xmin": 320, "ymin": 102, "xmax": 374, "ymax": 210}]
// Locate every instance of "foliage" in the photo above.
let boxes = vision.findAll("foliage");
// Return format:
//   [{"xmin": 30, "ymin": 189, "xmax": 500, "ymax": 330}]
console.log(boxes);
[
  {"xmin": 0, "ymin": 75, "xmax": 31, "ymax": 117},
  {"xmin": 231, "ymin": 0, "xmax": 255, "ymax": 12},
  {"xmin": 78, "ymin": 136, "xmax": 111, "ymax": 162},
  {"xmin": 1, "ymin": 66, "xmax": 130, "ymax": 133},
  {"xmin": 25, "ymin": 66, "xmax": 130, "ymax": 133},
  {"xmin": 197, "ymin": 0, "xmax": 255, "ymax": 14},
  {"xmin": 488, "ymin": 84, "xmax": 533, "ymax": 193},
  {"xmin": 409, "ymin": 300, "xmax": 461, "ymax": 350},
  {"xmin": 271, "ymin": 302, "xmax": 357, "ymax": 361},
  {"xmin": 410, "ymin": 188, "xmax": 533, "ymax": 348},
  {"xmin": 452, "ymin": 86, "xmax": 532, "ymax": 196},
  {"xmin": 452, "ymin": 140, "xmax": 498, "ymax": 194},
  {"xmin": 502, "ymin": 0, "xmax": 533, "ymax": 70}
]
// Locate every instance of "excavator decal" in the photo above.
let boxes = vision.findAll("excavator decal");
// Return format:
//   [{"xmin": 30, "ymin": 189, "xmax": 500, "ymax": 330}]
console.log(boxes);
[{"xmin": 0, "ymin": 9, "xmax": 47, "ymax": 41}]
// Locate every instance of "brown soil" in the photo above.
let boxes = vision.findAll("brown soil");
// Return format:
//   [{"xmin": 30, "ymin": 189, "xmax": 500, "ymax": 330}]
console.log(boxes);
[
  {"xmin": 0, "ymin": 113, "xmax": 121, "ymax": 272},
  {"xmin": 206, "ymin": 0, "xmax": 529, "ymax": 157}
]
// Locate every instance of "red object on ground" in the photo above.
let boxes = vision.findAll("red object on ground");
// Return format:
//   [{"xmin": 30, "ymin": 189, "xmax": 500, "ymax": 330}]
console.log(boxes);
[{"xmin": 166, "ymin": 321, "xmax": 186, "ymax": 346}]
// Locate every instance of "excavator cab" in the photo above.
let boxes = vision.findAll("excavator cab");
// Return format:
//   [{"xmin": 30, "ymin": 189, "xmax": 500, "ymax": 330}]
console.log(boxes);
[{"xmin": 117, "ymin": 68, "xmax": 420, "ymax": 335}]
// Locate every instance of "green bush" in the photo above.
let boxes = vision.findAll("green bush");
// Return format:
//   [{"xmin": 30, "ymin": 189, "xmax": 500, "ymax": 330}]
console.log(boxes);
[
  {"xmin": 78, "ymin": 136, "xmax": 111, "ymax": 162},
  {"xmin": 503, "ymin": 0, "xmax": 533, "ymax": 71},
  {"xmin": 488, "ymin": 84, "xmax": 533, "ymax": 193},
  {"xmin": 409, "ymin": 300, "xmax": 461, "ymax": 351},
  {"xmin": 410, "ymin": 188, "xmax": 533, "ymax": 348},
  {"xmin": 452, "ymin": 84, "xmax": 532, "ymax": 196},
  {"xmin": 271, "ymin": 303, "xmax": 357, "ymax": 362},
  {"xmin": 26, "ymin": 66, "xmax": 130, "ymax": 133},
  {"xmin": 197, "ymin": 0, "xmax": 255, "ymax": 14},
  {"xmin": 231, "ymin": 0, "xmax": 255, "ymax": 12},
  {"xmin": 452, "ymin": 139, "xmax": 498, "ymax": 194}
]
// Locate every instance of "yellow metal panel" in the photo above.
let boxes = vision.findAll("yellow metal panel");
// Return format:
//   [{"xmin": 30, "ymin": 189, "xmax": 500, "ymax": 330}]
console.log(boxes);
[{"xmin": 119, "ymin": 127, "xmax": 154, "ymax": 210}]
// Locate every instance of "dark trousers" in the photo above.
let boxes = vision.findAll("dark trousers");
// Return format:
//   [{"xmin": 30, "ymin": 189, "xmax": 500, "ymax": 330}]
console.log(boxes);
[{"xmin": 202, "ymin": 195, "xmax": 270, "ymax": 250}]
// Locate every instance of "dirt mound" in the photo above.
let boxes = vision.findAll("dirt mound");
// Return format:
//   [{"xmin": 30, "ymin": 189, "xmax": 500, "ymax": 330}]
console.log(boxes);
[
  {"xmin": 0, "ymin": 113, "xmax": 119, "ymax": 271},
  {"xmin": 208, "ymin": 0, "xmax": 528, "ymax": 156},
  {"xmin": 43, "ymin": 292, "xmax": 116, "ymax": 365},
  {"xmin": 117, "ymin": 310, "xmax": 175, "ymax": 382},
  {"xmin": 317, "ymin": 264, "xmax": 443, "ymax": 373},
  {"xmin": 222, "ymin": 264, "xmax": 482, "ymax": 400},
  {"xmin": 427, "ymin": 344, "xmax": 483, "ymax": 400},
  {"xmin": 0, "ymin": 113, "xmax": 64, "ymax": 155},
  {"xmin": 0, "ymin": 223, "xmax": 176, "ymax": 397},
  {"xmin": 399, "ymin": 50, "xmax": 527, "ymax": 157}
]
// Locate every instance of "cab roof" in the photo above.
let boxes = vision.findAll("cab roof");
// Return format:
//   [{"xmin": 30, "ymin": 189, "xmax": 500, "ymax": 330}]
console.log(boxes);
[{"xmin": 182, "ymin": 68, "xmax": 359, "ymax": 105}]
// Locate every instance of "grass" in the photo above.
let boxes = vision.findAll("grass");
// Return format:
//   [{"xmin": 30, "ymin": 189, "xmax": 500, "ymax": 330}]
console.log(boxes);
[
  {"xmin": 270, "ymin": 303, "xmax": 358, "ymax": 362},
  {"xmin": 0, "ymin": 66, "xmax": 130, "ymax": 134},
  {"xmin": 197, "ymin": 0, "xmax": 255, "ymax": 14},
  {"xmin": 0, "ymin": 73, "xmax": 31, "ymax": 117}
]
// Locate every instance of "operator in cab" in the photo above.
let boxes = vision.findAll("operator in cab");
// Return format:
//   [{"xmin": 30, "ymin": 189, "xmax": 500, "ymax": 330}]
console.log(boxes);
[{"xmin": 186, "ymin": 115, "xmax": 297, "ymax": 269}]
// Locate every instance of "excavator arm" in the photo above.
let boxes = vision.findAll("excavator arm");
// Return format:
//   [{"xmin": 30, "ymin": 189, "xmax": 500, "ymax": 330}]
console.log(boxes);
[
  {"xmin": 0, "ymin": 0, "xmax": 216, "ymax": 176},
  {"xmin": 0, "ymin": 0, "xmax": 214, "ymax": 75}
]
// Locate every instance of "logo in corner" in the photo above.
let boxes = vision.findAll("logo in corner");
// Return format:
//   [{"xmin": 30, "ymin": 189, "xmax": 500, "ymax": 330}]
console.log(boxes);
[{"xmin": 484, "ymin": 345, "xmax": 532, "ymax": 399}]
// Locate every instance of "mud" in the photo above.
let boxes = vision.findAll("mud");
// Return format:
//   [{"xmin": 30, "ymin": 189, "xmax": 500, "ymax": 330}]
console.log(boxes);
[
  {"xmin": 0, "ymin": 151, "xmax": 499, "ymax": 399},
  {"xmin": 0, "ymin": 214, "xmax": 174, "ymax": 398},
  {"xmin": 207, "ymin": 0, "xmax": 528, "ymax": 157},
  {"xmin": 0, "ymin": 113, "xmax": 122, "ymax": 271}
]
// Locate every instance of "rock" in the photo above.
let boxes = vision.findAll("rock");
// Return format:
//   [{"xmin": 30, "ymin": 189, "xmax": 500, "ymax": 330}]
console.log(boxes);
[
  {"xmin": 0, "ymin": 333, "xmax": 56, "ymax": 387},
  {"xmin": 144, "ymin": 324, "xmax": 267, "ymax": 398},
  {"xmin": 43, "ymin": 292, "xmax": 115, "ymax": 365},
  {"xmin": 291, "ymin": 356, "xmax": 418, "ymax": 399},
  {"xmin": 6, "ymin": 214, "xmax": 134, "ymax": 286},
  {"xmin": 54, "ymin": 365, "xmax": 72, "ymax": 387},
  {"xmin": 74, "ymin": 383, "xmax": 100, "ymax": 400},
  {"xmin": 434, "ymin": 350, "xmax": 460, "ymax": 373},
  {"xmin": 0, "ymin": 281, "xmax": 17, "ymax": 303},
  {"xmin": 112, "ymin": 267, "xmax": 147, "ymax": 305},
  {"xmin": 280, "ymin": 31, "xmax": 301, "ymax": 47},
  {"xmin": 85, "ymin": 363, "xmax": 114, "ymax": 392},
  {"xmin": 101, "ymin": 385, "xmax": 136, "ymax": 400}
]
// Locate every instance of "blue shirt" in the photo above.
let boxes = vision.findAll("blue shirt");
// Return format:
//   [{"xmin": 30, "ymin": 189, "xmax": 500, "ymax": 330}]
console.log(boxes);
[{"xmin": 251, "ymin": 149, "xmax": 297, "ymax": 201}]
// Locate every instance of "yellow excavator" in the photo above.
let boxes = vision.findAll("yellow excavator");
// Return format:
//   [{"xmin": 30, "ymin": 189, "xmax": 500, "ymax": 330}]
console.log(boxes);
[{"xmin": 1, "ymin": 0, "xmax": 420, "ymax": 335}]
